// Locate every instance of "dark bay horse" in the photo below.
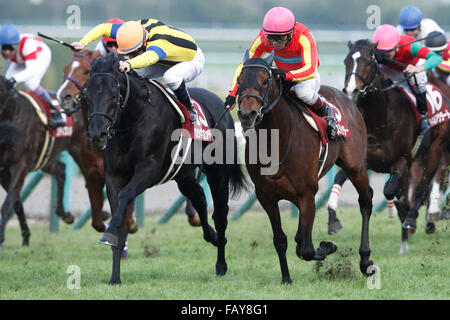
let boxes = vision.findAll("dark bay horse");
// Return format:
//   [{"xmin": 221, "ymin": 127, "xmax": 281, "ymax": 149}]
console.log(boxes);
[
  {"xmin": 237, "ymin": 53, "xmax": 374, "ymax": 284},
  {"xmin": 85, "ymin": 53, "xmax": 247, "ymax": 285},
  {"xmin": 57, "ymin": 49, "xmax": 200, "ymax": 230},
  {"xmin": 343, "ymin": 40, "xmax": 450, "ymax": 253},
  {"xmin": 0, "ymin": 74, "xmax": 109, "ymax": 247}
]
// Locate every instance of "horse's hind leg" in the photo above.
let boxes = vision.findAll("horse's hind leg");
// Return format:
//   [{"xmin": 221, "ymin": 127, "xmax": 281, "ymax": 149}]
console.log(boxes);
[
  {"xmin": 403, "ymin": 140, "xmax": 443, "ymax": 231},
  {"xmin": 345, "ymin": 166, "xmax": 374, "ymax": 276},
  {"xmin": 326, "ymin": 168, "xmax": 347, "ymax": 234},
  {"xmin": 176, "ymin": 175, "xmax": 218, "ymax": 247},
  {"xmin": 257, "ymin": 189, "xmax": 291, "ymax": 284},
  {"xmin": 14, "ymin": 200, "xmax": 30, "ymax": 246},
  {"xmin": 42, "ymin": 160, "xmax": 74, "ymax": 224}
]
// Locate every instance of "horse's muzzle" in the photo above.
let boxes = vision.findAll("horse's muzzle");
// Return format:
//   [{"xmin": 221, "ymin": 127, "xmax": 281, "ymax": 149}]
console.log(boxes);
[
  {"xmin": 238, "ymin": 109, "xmax": 258, "ymax": 129},
  {"xmin": 88, "ymin": 132, "xmax": 107, "ymax": 151}
]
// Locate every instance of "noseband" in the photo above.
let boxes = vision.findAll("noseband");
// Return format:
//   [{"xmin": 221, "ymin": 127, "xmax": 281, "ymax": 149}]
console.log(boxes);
[
  {"xmin": 344, "ymin": 49, "xmax": 379, "ymax": 96},
  {"xmin": 87, "ymin": 71, "xmax": 130, "ymax": 138},
  {"xmin": 238, "ymin": 62, "xmax": 283, "ymax": 121},
  {"xmin": 63, "ymin": 53, "xmax": 94, "ymax": 115}
]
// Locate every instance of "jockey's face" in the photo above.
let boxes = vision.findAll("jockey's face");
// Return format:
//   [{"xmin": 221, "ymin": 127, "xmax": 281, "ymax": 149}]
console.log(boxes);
[
  {"xmin": 404, "ymin": 27, "xmax": 420, "ymax": 38},
  {"xmin": 1, "ymin": 44, "xmax": 17, "ymax": 59},
  {"xmin": 267, "ymin": 32, "xmax": 292, "ymax": 50},
  {"xmin": 384, "ymin": 49, "xmax": 396, "ymax": 59},
  {"xmin": 106, "ymin": 41, "xmax": 119, "ymax": 52}
]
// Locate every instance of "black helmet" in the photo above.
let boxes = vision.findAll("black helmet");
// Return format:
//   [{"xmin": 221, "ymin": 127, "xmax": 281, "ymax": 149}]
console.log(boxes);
[{"xmin": 425, "ymin": 31, "xmax": 447, "ymax": 51}]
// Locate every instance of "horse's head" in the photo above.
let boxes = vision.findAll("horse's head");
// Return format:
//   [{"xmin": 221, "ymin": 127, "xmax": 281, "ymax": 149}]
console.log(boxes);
[
  {"xmin": 237, "ymin": 51, "xmax": 282, "ymax": 129},
  {"xmin": 57, "ymin": 49, "xmax": 101, "ymax": 112},
  {"xmin": 344, "ymin": 39, "xmax": 379, "ymax": 102},
  {"xmin": 85, "ymin": 52, "xmax": 130, "ymax": 151}
]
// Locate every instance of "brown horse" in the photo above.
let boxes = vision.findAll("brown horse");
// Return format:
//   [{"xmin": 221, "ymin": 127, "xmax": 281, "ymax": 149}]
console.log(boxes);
[
  {"xmin": 237, "ymin": 52, "xmax": 374, "ymax": 284},
  {"xmin": 344, "ymin": 40, "xmax": 450, "ymax": 253},
  {"xmin": 0, "ymin": 72, "xmax": 124, "ymax": 248},
  {"xmin": 56, "ymin": 49, "xmax": 200, "ymax": 230}
]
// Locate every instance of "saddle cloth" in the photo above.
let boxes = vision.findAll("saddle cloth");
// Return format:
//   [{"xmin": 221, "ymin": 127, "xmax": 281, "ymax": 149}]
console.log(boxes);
[
  {"xmin": 396, "ymin": 83, "xmax": 450, "ymax": 128},
  {"xmin": 148, "ymin": 80, "xmax": 214, "ymax": 142},
  {"xmin": 19, "ymin": 90, "xmax": 73, "ymax": 138},
  {"xmin": 288, "ymin": 93, "xmax": 352, "ymax": 145}
]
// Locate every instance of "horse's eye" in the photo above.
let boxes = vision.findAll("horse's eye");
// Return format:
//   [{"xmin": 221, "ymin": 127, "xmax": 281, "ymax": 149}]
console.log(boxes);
[{"xmin": 84, "ymin": 70, "xmax": 90, "ymax": 75}]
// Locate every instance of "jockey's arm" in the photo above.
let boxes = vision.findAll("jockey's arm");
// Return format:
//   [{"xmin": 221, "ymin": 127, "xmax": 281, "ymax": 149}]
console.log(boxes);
[
  {"xmin": 284, "ymin": 32, "xmax": 318, "ymax": 82},
  {"xmin": 76, "ymin": 23, "xmax": 121, "ymax": 47},
  {"xmin": 410, "ymin": 41, "xmax": 443, "ymax": 71},
  {"xmin": 10, "ymin": 59, "xmax": 40, "ymax": 84},
  {"xmin": 126, "ymin": 43, "xmax": 167, "ymax": 69}
]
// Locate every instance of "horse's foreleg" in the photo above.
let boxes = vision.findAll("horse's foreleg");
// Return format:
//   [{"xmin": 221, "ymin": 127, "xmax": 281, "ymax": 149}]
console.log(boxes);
[
  {"xmin": 0, "ymin": 163, "xmax": 28, "ymax": 246},
  {"xmin": 257, "ymin": 189, "xmax": 291, "ymax": 284},
  {"xmin": 395, "ymin": 171, "xmax": 412, "ymax": 254},
  {"xmin": 14, "ymin": 200, "xmax": 30, "ymax": 246},
  {"xmin": 326, "ymin": 169, "xmax": 348, "ymax": 234}
]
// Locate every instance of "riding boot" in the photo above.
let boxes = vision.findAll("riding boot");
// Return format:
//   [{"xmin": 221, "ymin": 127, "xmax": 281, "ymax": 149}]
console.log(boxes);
[
  {"xmin": 173, "ymin": 81, "xmax": 198, "ymax": 122},
  {"xmin": 310, "ymin": 98, "xmax": 337, "ymax": 140},
  {"xmin": 416, "ymin": 92, "xmax": 430, "ymax": 135},
  {"xmin": 36, "ymin": 88, "xmax": 66, "ymax": 128}
]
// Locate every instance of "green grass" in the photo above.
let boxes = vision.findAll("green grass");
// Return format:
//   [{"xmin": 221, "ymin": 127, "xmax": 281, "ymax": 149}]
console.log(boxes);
[{"xmin": 0, "ymin": 208, "xmax": 448, "ymax": 300}]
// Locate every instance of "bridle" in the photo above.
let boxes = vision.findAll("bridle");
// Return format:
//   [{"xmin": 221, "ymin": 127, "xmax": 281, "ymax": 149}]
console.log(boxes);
[
  {"xmin": 238, "ymin": 62, "xmax": 283, "ymax": 123},
  {"xmin": 87, "ymin": 70, "xmax": 130, "ymax": 138},
  {"xmin": 344, "ymin": 46, "xmax": 415, "ymax": 97},
  {"xmin": 344, "ymin": 48, "xmax": 380, "ymax": 97},
  {"xmin": 63, "ymin": 53, "xmax": 94, "ymax": 115}
]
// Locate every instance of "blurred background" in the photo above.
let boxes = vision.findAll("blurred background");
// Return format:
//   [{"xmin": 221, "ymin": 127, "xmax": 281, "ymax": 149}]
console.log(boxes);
[
  {"xmin": 1, "ymin": 0, "xmax": 449, "ymax": 103},
  {"xmin": 0, "ymin": 1, "xmax": 449, "ymax": 218}
]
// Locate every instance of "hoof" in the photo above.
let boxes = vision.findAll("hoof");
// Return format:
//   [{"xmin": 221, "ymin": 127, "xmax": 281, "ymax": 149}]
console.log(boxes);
[
  {"xmin": 63, "ymin": 213, "xmax": 75, "ymax": 224},
  {"xmin": 360, "ymin": 260, "xmax": 375, "ymax": 276},
  {"xmin": 313, "ymin": 241, "xmax": 337, "ymax": 260},
  {"xmin": 108, "ymin": 279, "xmax": 121, "ymax": 286},
  {"xmin": 216, "ymin": 263, "xmax": 227, "ymax": 276},
  {"xmin": 98, "ymin": 232, "xmax": 118, "ymax": 246},
  {"xmin": 328, "ymin": 220, "xmax": 343, "ymax": 235},
  {"xmin": 402, "ymin": 217, "xmax": 416, "ymax": 230},
  {"xmin": 282, "ymin": 277, "xmax": 292, "ymax": 284},
  {"xmin": 425, "ymin": 222, "xmax": 436, "ymax": 234},
  {"xmin": 399, "ymin": 241, "xmax": 409, "ymax": 254},
  {"xmin": 204, "ymin": 227, "xmax": 219, "ymax": 247},
  {"xmin": 101, "ymin": 210, "xmax": 111, "ymax": 221},
  {"xmin": 188, "ymin": 213, "xmax": 201, "ymax": 227}
]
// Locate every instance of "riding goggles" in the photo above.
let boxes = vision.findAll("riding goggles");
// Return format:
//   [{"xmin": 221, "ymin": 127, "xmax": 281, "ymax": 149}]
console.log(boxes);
[
  {"xmin": 1, "ymin": 44, "xmax": 16, "ymax": 51},
  {"xmin": 266, "ymin": 34, "xmax": 291, "ymax": 43}
]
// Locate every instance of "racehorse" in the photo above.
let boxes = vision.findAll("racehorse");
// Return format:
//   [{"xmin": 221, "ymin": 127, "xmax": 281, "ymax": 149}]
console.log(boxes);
[
  {"xmin": 57, "ymin": 49, "xmax": 201, "ymax": 228},
  {"xmin": 327, "ymin": 68, "xmax": 450, "ymax": 236},
  {"xmin": 236, "ymin": 52, "xmax": 374, "ymax": 284},
  {"xmin": 0, "ymin": 73, "xmax": 114, "ymax": 248},
  {"xmin": 85, "ymin": 53, "xmax": 247, "ymax": 285},
  {"xmin": 343, "ymin": 39, "xmax": 449, "ymax": 253}
]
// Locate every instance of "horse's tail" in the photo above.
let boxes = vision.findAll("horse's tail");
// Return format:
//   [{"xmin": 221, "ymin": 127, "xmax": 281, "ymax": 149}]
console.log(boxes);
[
  {"xmin": 228, "ymin": 136, "xmax": 250, "ymax": 199},
  {"xmin": 0, "ymin": 121, "xmax": 23, "ymax": 156}
]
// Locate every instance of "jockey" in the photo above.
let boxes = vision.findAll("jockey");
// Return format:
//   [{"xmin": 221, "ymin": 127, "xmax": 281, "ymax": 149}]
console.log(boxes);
[
  {"xmin": 225, "ymin": 7, "xmax": 337, "ymax": 140},
  {"xmin": 0, "ymin": 24, "xmax": 66, "ymax": 127},
  {"xmin": 71, "ymin": 19, "xmax": 204, "ymax": 122},
  {"xmin": 425, "ymin": 31, "xmax": 450, "ymax": 86},
  {"xmin": 397, "ymin": 6, "xmax": 444, "ymax": 40},
  {"xmin": 94, "ymin": 18, "xmax": 124, "ymax": 56},
  {"xmin": 373, "ymin": 24, "xmax": 443, "ymax": 137}
]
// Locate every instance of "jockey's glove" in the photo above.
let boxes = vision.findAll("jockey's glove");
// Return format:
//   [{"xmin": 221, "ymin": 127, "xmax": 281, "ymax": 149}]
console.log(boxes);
[
  {"xmin": 5, "ymin": 78, "xmax": 16, "ymax": 90},
  {"xmin": 272, "ymin": 69, "xmax": 287, "ymax": 81},
  {"xmin": 224, "ymin": 95, "xmax": 236, "ymax": 110}
]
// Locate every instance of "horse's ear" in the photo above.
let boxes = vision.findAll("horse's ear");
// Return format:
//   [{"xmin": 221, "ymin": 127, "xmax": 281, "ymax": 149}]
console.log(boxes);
[
  {"xmin": 263, "ymin": 51, "xmax": 275, "ymax": 67},
  {"xmin": 243, "ymin": 49, "xmax": 250, "ymax": 63},
  {"xmin": 347, "ymin": 41, "xmax": 354, "ymax": 49}
]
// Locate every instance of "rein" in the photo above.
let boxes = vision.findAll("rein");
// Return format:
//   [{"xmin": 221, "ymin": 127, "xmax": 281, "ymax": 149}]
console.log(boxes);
[
  {"xmin": 87, "ymin": 70, "xmax": 130, "ymax": 138},
  {"xmin": 63, "ymin": 53, "xmax": 95, "ymax": 116}
]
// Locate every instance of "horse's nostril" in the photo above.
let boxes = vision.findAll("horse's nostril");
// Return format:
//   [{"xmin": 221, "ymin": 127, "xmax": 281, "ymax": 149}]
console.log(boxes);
[{"xmin": 64, "ymin": 94, "xmax": 72, "ymax": 101}]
